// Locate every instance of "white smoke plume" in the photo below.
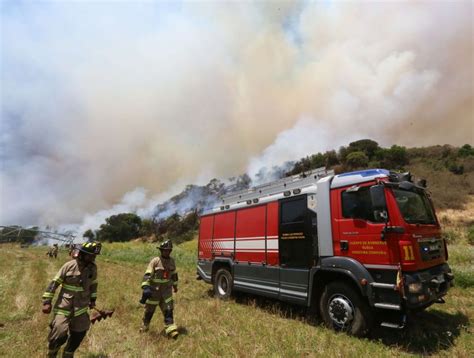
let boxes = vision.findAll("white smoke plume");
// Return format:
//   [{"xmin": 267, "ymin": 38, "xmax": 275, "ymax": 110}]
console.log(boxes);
[{"xmin": 1, "ymin": 1, "xmax": 472, "ymax": 228}]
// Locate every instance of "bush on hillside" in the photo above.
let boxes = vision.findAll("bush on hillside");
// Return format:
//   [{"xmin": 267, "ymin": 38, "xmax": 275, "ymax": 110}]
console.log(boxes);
[
  {"xmin": 459, "ymin": 144, "xmax": 474, "ymax": 157},
  {"xmin": 382, "ymin": 145, "xmax": 409, "ymax": 169},
  {"xmin": 346, "ymin": 151, "xmax": 369, "ymax": 169},
  {"xmin": 155, "ymin": 211, "xmax": 199, "ymax": 243},
  {"xmin": 468, "ymin": 225, "xmax": 474, "ymax": 246}
]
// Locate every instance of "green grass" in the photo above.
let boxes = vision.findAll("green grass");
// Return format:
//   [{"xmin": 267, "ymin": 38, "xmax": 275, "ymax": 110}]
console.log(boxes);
[{"xmin": 0, "ymin": 239, "xmax": 472, "ymax": 358}]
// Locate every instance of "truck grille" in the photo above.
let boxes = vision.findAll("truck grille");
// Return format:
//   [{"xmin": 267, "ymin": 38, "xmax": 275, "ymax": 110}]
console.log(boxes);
[{"xmin": 419, "ymin": 238, "xmax": 444, "ymax": 261}]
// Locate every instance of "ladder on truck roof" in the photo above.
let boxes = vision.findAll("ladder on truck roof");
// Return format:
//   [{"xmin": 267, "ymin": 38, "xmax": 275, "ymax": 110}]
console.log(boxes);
[{"xmin": 221, "ymin": 167, "xmax": 334, "ymax": 206}]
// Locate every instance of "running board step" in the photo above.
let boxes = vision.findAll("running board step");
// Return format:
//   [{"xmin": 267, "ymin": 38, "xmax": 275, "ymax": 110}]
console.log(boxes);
[
  {"xmin": 380, "ymin": 322, "xmax": 405, "ymax": 329},
  {"xmin": 374, "ymin": 303, "xmax": 401, "ymax": 310},
  {"xmin": 370, "ymin": 282, "xmax": 396, "ymax": 289},
  {"xmin": 380, "ymin": 315, "xmax": 406, "ymax": 329}
]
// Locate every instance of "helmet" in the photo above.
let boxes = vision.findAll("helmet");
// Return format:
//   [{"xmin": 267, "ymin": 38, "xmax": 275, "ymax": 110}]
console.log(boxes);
[
  {"xmin": 78, "ymin": 241, "xmax": 102, "ymax": 255},
  {"xmin": 157, "ymin": 240, "xmax": 173, "ymax": 250}
]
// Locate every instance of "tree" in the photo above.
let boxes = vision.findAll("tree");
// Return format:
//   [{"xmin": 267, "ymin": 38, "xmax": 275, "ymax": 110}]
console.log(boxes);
[
  {"xmin": 346, "ymin": 151, "xmax": 369, "ymax": 169},
  {"xmin": 83, "ymin": 229, "xmax": 95, "ymax": 240},
  {"xmin": 383, "ymin": 145, "xmax": 409, "ymax": 169},
  {"xmin": 458, "ymin": 144, "xmax": 474, "ymax": 157},
  {"xmin": 348, "ymin": 139, "xmax": 379, "ymax": 160},
  {"xmin": 96, "ymin": 213, "xmax": 142, "ymax": 242},
  {"xmin": 140, "ymin": 218, "xmax": 158, "ymax": 237}
]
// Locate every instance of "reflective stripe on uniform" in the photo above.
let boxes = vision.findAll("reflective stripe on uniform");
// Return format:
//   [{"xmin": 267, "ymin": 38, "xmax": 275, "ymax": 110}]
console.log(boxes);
[
  {"xmin": 91, "ymin": 280, "xmax": 98, "ymax": 285},
  {"xmin": 62, "ymin": 284, "xmax": 84, "ymax": 292},
  {"xmin": 165, "ymin": 324, "xmax": 178, "ymax": 334},
  {"xmin": 164, "ymin": 296, "xmax": 173, "ymax": 304},
  {"xmin": 74, "ymin": 307, "xmax": 88, "ymax": 317},
  {"xmin": 145, "ymin": 299, "xmax": 159, "ymax": 305},
  {"xmin": 42, "ymin": 292, "xmax": 54, "ymax": 298},
  {"xmin": 53, "ymin": 276, "xmax": 64, "ymax": 284},
  {"xmin": 54, "ymin": 308, "xmax": 71, "ymax": 316},
  {"xmin": 141, "ymin": 281, "xmax": 151, "ymax": 288},
  {"xmin": 151, "ymin": 278, "xmax": 170, "ymax": 284},
  {"xmin": 91, "ymin": 292, "xmax": 97, "ymax": 298}
]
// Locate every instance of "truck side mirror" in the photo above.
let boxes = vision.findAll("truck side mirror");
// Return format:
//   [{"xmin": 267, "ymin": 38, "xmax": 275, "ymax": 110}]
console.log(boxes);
[{"xmin": 370, "ymin": 185, "xmax": 387, "ymax": 211}]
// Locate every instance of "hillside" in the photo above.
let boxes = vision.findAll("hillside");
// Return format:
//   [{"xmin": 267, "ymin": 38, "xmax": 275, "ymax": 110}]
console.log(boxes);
[{"xmin": 0, "ymin": 219, "xmax": 472, "ymax": 357}]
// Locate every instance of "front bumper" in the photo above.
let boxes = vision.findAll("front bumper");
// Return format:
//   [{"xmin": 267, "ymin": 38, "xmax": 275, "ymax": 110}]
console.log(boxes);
[{"xmin": 404, "ymin": 263, "xmax": 454, "ymax": 309}]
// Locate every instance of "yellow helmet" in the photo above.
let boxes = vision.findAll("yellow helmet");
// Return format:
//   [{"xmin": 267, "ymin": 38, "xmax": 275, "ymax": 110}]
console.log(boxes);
[{"xmin": 78, "ymin": 241, "xmax": 102, "ymax": 255}]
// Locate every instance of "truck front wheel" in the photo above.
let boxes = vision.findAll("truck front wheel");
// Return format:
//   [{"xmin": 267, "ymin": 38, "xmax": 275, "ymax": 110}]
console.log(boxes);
[
  {"xmin": 320, "ymin": 281, "xmax": 373, "ymax": 337},
  {"xmin": 214, "ymin": 268, "xmax": 233, "ymax": 300}
]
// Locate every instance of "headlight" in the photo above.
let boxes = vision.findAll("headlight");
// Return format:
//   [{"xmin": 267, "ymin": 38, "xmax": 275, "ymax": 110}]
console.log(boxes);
[{"xmin": 408, "ymin": 282, "xmax": 423, "ymax": 293}]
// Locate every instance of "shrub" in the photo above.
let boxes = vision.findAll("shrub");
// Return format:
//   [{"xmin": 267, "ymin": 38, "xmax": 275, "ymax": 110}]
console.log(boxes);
[
  {"xmin": 468, "ymin": 225, "xmax": 474, "ymax": 246},
  {"xmin": 458, "ymin": 144, "xmax": 474, "ymax": 157},
  {"xmin": 346, "ymin": 151, "xmax": 369, "ymax": 169},
  {"xmin": 383, "ymin": 145, "xmax": 409, "ymax": 169}
]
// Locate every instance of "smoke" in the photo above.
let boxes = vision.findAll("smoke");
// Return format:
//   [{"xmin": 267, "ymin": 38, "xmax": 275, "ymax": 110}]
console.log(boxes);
[{"xmin": 1, "ymin": 1, "xmax": 472, "ymax": 227}]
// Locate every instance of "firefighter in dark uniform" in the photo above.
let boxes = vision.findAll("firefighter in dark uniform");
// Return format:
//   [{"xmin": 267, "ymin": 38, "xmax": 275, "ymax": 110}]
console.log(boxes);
[
  {"xmin": 140, "ymin": 240, "xmax": 179, "ymax": 338},
  {"xmin": 42, "ymin": 241, "xmax": 101, "ymax": 357}
]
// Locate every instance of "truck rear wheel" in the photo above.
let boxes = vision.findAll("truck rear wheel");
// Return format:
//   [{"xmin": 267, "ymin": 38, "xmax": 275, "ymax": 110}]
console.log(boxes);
[
  {"xmin": 214, "ymin": 268, "xmax": 233, "ymax": 300},
  {"xmin": 320, "ymin": 281, "xmax": 373, "ymax": 337}
]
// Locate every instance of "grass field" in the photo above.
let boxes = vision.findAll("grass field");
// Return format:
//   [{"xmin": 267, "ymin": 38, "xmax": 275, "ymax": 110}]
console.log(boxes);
[{"xmin": 0, "ymin": 227, "xmax": 473, "ymax": 357}]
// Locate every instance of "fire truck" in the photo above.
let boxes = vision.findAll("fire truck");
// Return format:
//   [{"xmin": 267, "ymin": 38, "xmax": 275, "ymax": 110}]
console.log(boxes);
[{"xmin": 196, "ymin": 168, "xmax": 454, "ymax": 336}]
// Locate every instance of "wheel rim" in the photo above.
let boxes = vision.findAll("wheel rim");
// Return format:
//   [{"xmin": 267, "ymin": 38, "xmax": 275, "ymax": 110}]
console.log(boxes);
[
  {"xmin": 217, "ymin": 274, "xmax": 229, "ymax": 295},
  {"xmin": 328, "ymin": 294, "xmax": 355, "ymax": 329}
]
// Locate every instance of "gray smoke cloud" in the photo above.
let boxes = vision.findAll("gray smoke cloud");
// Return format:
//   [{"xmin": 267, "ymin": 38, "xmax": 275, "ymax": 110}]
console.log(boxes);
[{"xmin": 1, "ymin": 1, "xmax": 472, "ymax": 229}]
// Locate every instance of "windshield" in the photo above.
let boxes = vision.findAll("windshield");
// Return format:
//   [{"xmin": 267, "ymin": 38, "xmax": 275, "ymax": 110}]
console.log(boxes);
[{"xmin": 393, "ymin": 188, "xmax": 437, "ymax": 225}]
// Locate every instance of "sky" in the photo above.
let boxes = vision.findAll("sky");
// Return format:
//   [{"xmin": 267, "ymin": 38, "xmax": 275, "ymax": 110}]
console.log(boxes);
[{"xmin": 1, "ymin": 0, "xmax": 473, "ymax": 229}]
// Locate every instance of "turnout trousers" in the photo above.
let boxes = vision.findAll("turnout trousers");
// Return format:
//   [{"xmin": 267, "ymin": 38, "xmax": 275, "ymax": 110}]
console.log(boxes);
[
  {"xmin": 142, "ymin": 285, "xmax": 178, "ymax": 337},
  {"xmin": 48, "ymin": 312, "xmax": 90, "ymax": 357}
]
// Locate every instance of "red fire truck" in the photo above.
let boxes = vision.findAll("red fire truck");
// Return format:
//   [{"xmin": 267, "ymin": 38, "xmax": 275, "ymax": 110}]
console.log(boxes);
[{"xmin": 197, "ymin": 168, "xmax": 453, "ymax": 336}]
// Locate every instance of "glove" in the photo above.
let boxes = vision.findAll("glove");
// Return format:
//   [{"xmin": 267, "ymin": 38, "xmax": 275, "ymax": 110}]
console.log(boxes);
[
  {"xmin": 139, "ymin": 286, "xmax": 152, "ymax": 304},
  {"xmin": 42, "ymin": 303, "xmax": 52, "ymax": 314}
]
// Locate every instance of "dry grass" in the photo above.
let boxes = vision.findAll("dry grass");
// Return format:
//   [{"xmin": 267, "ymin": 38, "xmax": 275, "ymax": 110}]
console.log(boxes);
[{"xmin": 0, "ymin": 238, "xmax": 472, "ymax": 358}]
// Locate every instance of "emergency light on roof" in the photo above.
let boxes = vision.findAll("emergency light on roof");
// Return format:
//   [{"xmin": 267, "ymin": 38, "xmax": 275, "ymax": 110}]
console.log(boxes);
[
  {"xmin": 337, "ymin": 169, "xmax": 390, "ymax": 177},
  {"xmin": 331, "ymin": 169, "xmax": 390, "ymax": 189}
]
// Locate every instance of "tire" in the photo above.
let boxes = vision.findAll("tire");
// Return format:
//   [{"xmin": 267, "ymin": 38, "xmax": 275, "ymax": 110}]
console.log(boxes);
[
  {"xmin": 213, "ymin": 268, "xmax": 233, "ymax": 300},
  {"xmin": 319, "ymin": 281, "xmax": 373, "ymax": 337}
]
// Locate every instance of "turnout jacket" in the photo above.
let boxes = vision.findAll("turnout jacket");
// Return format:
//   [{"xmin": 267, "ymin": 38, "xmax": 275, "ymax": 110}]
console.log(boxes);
[
  {"xmin": 42, "ymin": 259, "xmax": 98, "ymax": 318},
  {"xmin": 141, "ymin": 256, "xmax": 178, "ymax": 289}
]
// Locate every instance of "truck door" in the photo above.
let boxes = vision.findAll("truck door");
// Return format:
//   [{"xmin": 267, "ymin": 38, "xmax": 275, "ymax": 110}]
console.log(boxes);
[
  {"xmin": 333, "ymin": 185, "xmax": 391, "ymax": 265},
  {"xmin": 278, "ymin": 195, "xmax": 312, "ymax": 304}
]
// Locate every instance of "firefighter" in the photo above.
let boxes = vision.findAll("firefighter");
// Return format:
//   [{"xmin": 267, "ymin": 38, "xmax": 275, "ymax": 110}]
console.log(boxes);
[
  {"xmin": 41, "ymin": 241, "xmax": 101, "ymax": 358},
  {"xmin": 140, "ymin": 239, "xmax": 179, "ymax": 338},
  {"xmin": 46, "ymin": 244, "xmax": 58, "ymax": 258},
  {"xmin": 52, "ymin": 244, "xmax": 59, "ymax": 259}
]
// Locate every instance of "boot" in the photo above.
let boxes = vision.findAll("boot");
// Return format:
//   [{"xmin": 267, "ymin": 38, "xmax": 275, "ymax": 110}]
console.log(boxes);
[
  {"xmin": 47, "ymin": 348, "xmax": 60, "ymax": 358},
  {"xmin": 165, "ymin": 324, "xmax": 179, "ymax": 339},
  {"xmin": 140, "ymin": 310, "xmax": 154, "ymax": 332}
]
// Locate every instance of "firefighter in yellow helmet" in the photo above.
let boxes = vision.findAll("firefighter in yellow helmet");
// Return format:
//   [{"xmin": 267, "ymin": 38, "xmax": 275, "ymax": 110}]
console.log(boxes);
[
  {"xmin": 140, "ymin": 239, "xmax": 179, "ymax": 338},
  {"xmin": 42, "ymin": 241, "xmax": 101, "ymax": 357}
]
